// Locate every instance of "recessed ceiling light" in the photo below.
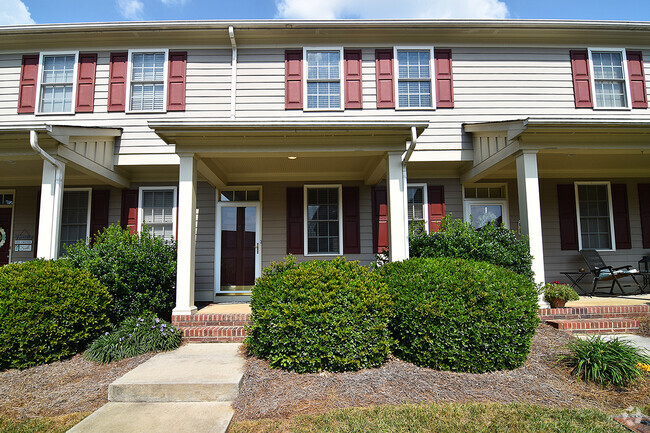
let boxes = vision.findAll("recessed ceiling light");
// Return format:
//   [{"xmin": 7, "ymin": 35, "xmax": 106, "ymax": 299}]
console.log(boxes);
[{"xmin": 288, "ymin": 156, "xmax": 297, "ymax": 160}]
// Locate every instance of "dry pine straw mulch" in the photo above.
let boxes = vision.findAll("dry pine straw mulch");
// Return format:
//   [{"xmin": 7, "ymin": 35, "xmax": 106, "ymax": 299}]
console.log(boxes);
[
  {"xmin": 0, "ymin": 352, "xmax": 155, "ymax": 420},
  {"xmin": 233, "ymin": 324, "xmax": 650, "ymax": 421}
]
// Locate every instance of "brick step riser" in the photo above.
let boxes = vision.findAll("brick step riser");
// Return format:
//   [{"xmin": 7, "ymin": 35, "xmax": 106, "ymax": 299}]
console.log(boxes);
[
  {"xmin": 546, "ymin": 318, "xmax": 640, "ymax": 335},
  {"xmin": 172, "ymin": 314, "xmax": 252, "ymax": 328},
  {"xmin": 178, "ymin": 325, "xmax": 248, "ymax": 343},
  {"xmin": 539, "ymin": 306, "xmax": 650, "ymax": 322}
]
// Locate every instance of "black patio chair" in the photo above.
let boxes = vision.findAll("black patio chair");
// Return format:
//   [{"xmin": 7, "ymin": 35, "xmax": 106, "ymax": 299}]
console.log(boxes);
[{"xmin": 580, "ymin": 249, "xmax": 643, "ymax": 295}]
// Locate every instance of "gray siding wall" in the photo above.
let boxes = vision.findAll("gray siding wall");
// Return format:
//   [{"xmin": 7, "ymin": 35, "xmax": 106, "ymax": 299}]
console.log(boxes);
[
  {"xmin": 195, "ymin": 181, "xmax": 216, "ymax": 302},
  {"xmin": 8, "ymin": 186, "xmax": 38, "ymax": 263}
]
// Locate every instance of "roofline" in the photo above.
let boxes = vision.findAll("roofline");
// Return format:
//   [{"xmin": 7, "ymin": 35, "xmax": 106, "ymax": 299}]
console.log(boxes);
[
  {"xmin": 148, "ymin": 119, "xmax": 430, "ymax": 130},
  {"xmin": 464, "ymin": 117, "xmax": 650, "ymax": 132},
  {"xmin": 2, "ymin": 18, "xmax": 650, "ymax": 35}
]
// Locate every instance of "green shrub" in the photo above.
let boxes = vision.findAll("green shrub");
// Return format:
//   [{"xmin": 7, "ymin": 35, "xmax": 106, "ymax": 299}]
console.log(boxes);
[
  {"xmin": 560, "ymin": 336, "xmax": 650, "ymax": 388},
  {"xmin": 65, "ymin": 225, "xmax": 177, "ymax": 324},
  {"xmin": 246, "ymin": 256, "xmax": 393, "ymax": 373},
  {"xmin": 380, "ymin": 257, "xmax": 539, "ymax": 373},
  {"xmin": 84, "ymin": 314, "xmax": 181, "ymax": 363},
  {"xmin": 0, "ymin": 260, "xmax": 111, "ymax": 369},
  {"xmin": 409, "ymin": 216, "xmax": 534, "ymax": 280}
]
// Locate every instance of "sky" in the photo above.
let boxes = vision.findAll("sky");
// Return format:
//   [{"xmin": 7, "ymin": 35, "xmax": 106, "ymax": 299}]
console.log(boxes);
[{"xmin": 1, "ymin": 0, "xmax": 650, "ymax": 25}]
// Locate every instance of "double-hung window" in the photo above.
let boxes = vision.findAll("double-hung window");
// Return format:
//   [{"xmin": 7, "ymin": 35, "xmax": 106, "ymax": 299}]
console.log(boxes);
[
  {"xmin": 588, "ymin": 49, "xmax": 631, "ymax": 109},
  {"xmin": 304, "ymin": 48, "xmax": 343, "ymax": 110},
  {"xmin": 138, "ymin": 187, "xmax": 177, "ymax": 242},
  {"xmin": 407, "ymin": 184, "xmax": 428, "ymax": 232},
  {"xmin": 304, "ymin": 185, "xmax": 342, "ymax": 255},
  {"xmin": 463, "ymin": 184, "xmax": 509, "ymax": 230},
  {"xmin": 395, "ymin": 47, "xmax": 434, "ymax": 109},
  {"xmin": 128, "ymin": 50, "xmax": 168, "ymax": 112},
  {"xmin": 575, "ymin": 182, "xmax": 615, "ymax": 250},
  {"xmin": 37, "ymin": 52, "xmax": 78, "ymax": 114},
  {"xmin": 59, "ymin": 189, "xmax": 91, "ymax": 256}
]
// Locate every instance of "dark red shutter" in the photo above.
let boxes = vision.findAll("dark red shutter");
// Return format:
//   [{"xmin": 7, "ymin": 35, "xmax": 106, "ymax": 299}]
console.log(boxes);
[
  {"xmin": 427, "ymin": 186, "xmax": 445, "ymax": 233},
  {"xmin": 611, "ymin": 184, "xmax": 631, "ymax": 249},
  {"xmin": 342, "ymin": 187, "xmax": 360, "ymax": 254},
  {"xmin": 17, "ymin": 55, "xmax": 39, "ymax": 114},
  {"xmin": 375, "ymin": 49, "xmax": 394, "ymax": 109},
  {"xmin": 639, "ymin": 184, "xmax": 650, "ymax": 248},
  {"xmin": 285, "ymin": 50, "xmax": 303, "ymax": 110},
  {"xmin": 569, "ymin": 50, "xmax": 593, "ymax": 108},
  {"xmin": 372, "ymin": 186, "xmax": 389, "ymax": 253},
  {"xmin": 434, "ymin": 49, "xmax": 454, "ymax": 108},
  {"xmin": 90, "ymin": 190, "xmax": 110, "ymax": 244},
  {"xmin": 75, "ymin": 53, "xmax": 97, "ymax": 113},
  {"xmin": 344, "ymin": 50, "xmax": 363, "ymax": 109},
  {"xmin": 167, "ymin": 51, "xmax": 187, "ymax": 111},
  {"xmin": 120, "ymin": 189, "xmax": 138, "ymax": 234},
  {"xmin": 108, "ymin": 52, "xmax": 128, "ymax": 112},
  {"xmin": 286, "ymin": 187, "xmax": 304, "ymax": 254},
  {"xmin": 557, "ymin": 184, "xmax": 579, "ymax": 250},
  {"xmin": 627, "ymin": 51, "xmax": 647, "ymax": 109}
]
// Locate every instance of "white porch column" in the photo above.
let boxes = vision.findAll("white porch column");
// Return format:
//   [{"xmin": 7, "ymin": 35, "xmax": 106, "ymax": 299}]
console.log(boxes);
[
  {"xmin": 37, "ymin": 159, "xmax": 65, "ymax": 259},
  {"xmin": 515, "ymin": 151, "xmax": 548, "ymax": 307},
  {"xmin": 173, "ymin": 154, "xmax": 198, "ymax": 316},
  {"xmin": 387, "ymin": 152, "xmax": 408, "ymax": 261}
]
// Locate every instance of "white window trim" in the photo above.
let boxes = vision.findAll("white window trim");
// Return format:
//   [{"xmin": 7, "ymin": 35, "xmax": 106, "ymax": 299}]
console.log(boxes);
[
  {"xmin": 35, "ymin": 51, "xmax": 79, "ymax": 115},
  {"xmin": 126, "ymin": 49, "xmax": 169, "ymax": 114},
  {"xmin": 587, "ymin": 47, "xmax": 632, "ymax": 110},
  {"xmin": 574, "ymin": 181, "xmax": 617, "ymax": 252},
  {"xmin": 462, "ymin": 184, "xmax": 509, "ymax": 229},
  {"xmin": 407, "ymin": 183, "xmax": 429, "ymax": 234},
  {"xmin": 394, "ymin": 46, "xmax": 436, "ymax": 110},
  {"xmin": 303, "ymin": 184, "xmax": 343, "ymax": 256},
  {"xmin": 137, "ymin": 186, "xmax": 178, "ymax": 238},
  {"xmin": 60, "ymin": 188, "xmax": 92, "ymax": 253},
  {"xmin": 216, "ymin": 185, "xmax": 263, "ymax": 202},
  {"xmin": 0, "ymin": 189, "xmax": 16, "ymax": 263},
  {"xmin": 302, "ymin": 47, "xmax": 345, "ymax": 112}
]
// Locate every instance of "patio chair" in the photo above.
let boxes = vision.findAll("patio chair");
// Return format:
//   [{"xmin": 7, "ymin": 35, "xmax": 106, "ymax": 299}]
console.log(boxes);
[{"xmin": 580, "ymin": 249, "xmax": 643, "ymax": 295}]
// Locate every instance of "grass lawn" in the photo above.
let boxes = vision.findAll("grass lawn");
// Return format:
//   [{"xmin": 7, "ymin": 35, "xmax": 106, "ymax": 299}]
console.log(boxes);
[
  {"xmin": 0, "ymin": 414, "xmax": 86, "ymax": 433},
  {"xmin": 230, "ymin": 402, "xmax": 629, "ymax": 433}
]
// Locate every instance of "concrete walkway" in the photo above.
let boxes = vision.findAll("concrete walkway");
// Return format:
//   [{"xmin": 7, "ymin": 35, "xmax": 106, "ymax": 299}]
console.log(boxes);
[
  {"xmin": 68, "ymin": 343, "xmax": 244, "ymax": 433},
  {"xmin": 577, "ymin": 333, "xmax": 650, "ymax": 354}
]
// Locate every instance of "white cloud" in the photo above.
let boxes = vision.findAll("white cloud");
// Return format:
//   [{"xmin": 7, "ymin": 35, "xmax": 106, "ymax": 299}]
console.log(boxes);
[
  {"xmin": 160, "ymin": 0, "xmax": 188, "ymax": 5},
  {"xmin": 0, "ymin": 0, "xmax": 35, "ymax": 25},
  {"xmin": 276, "ymin": 0, "xmax": 509, "ymax": 19},
  {"xmin": 117, "ymin": 0, "xmax": 144, "ymax": 20}
]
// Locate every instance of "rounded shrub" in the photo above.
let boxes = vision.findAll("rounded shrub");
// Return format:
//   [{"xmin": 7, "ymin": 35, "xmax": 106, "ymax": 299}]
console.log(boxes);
[
  {"xmin": 380, "ymin": 257, "xmax": 539, "ymax": 373},
  {"xmin": 65, "ymin": 224, "xmax": 177, "ymax": 324},
  {"xmin": 0, "ymin": 259, "xmax": 111, "ymax": 369},
  {"xmin": 246, "ymin": 256, "xmax": 393, "ymax": 373}
]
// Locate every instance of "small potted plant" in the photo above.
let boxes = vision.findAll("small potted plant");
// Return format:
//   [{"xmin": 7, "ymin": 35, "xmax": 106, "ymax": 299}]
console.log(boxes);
[{"xmin": 543, "ymin": 281, "xmax": 579, "ymax": 308}]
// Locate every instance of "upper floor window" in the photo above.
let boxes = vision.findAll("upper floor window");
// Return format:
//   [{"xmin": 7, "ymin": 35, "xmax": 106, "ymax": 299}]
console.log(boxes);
[
  {"xmin": 575, "ymin": 182, "xmax": 615, "ymax": 250},
  {"xmin": 304, "ymin": 48, "xmax": 343, "ymax": 110},
  {"xmin": 395, "ymin": 47, "xmax": 433, "ymax": 109},
  {"xmin": 38, "ymin": 52, "xmax": 78, "ymax": 114},
  {"xmin": 589, "ymin": 49, "xmax": 630, "ymax": 109},
  {"xmin": 128, "ymin": 50, "xmax": 168, "ymax": 112}
]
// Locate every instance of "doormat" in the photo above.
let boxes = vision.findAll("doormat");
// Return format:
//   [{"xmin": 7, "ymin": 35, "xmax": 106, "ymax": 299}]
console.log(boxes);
[{"xmin": 613, "ymin": 415, "xmax": 650, "ymax": 433}]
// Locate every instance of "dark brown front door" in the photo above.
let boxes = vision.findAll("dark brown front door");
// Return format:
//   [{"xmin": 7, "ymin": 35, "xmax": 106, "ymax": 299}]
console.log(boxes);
[
  {"xmin": 0, "ymin": 208, "xmax": 12, "ymax": 265},
  {"xmin": 220, "ymin": 206, "xmax": 256, "ymax": 291}
]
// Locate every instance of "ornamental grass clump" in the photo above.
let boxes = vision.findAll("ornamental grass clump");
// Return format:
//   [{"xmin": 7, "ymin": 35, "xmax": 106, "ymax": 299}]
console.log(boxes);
[
  {"xmin": 560, "ymin": 336, "xmax": 650, "ymax": 388},
  {"xmin": 84, "ymin": 315, "xmax": 182, "ymax": 364},
  {"xmin": 246, "ymin": 256, "xmax": 393, "ymax": 373}
]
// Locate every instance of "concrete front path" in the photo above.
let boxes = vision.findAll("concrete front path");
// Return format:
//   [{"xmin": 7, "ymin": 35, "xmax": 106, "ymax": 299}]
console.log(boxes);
[
  {"xmin": 577, "ymin": 333, "xmax": 650, "ymax": 354},
  {"xmin": 68, "ymin": 343, "xmax": 244, "ymax": 433}
]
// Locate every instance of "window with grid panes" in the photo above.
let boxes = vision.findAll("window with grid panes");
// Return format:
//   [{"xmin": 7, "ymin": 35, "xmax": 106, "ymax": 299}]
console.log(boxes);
[
  {"xmin": 396, "ymin": 49, "xmax": 432, "ymax": 108},
  {"xmin": 39, "ymin": 54, "xmax": 76, "ymax": 113},
  {"xmin": 306, "ymin": 187, "xmax": 341, "ymax": 254},
  {"xmin": 306, "ymin": 50, "xmax": 341, "ymax": 110},
  {"xmin": 141, "ymin": 189, "xmax": 175, "ymax": 241},
  {"xmin": 576, "ymin": 183, "xmax": 614, "ymax": 250},
  {"xmin": 591, "ymin": 50, "xmax": 629, "ymax": 108},
  {"xmin": 407, "ymin": 186, "xmax": 426, "ymax": 231},
  {"xmin": 130, "ymin": 52, "xmax": 166, "ymax": 111},
  {"xmin": 59, "ymin": 190, "xmax": 89, "ymax": 256}
]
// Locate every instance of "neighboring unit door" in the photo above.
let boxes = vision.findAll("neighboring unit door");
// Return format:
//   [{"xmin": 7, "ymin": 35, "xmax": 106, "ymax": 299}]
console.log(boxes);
[
  {"xmin": 0, "ymin": 208, "xmax": 12, "ymax": 265},
  {"xmin": 219, "ymin": 205, "xmax": 259, "ymax": 292}
]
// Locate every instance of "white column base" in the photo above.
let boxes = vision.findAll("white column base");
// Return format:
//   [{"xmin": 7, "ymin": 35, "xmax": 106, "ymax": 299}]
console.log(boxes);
[{"xmin": 172, "ymin": 306, "xmax": 198, "ymax": 316}]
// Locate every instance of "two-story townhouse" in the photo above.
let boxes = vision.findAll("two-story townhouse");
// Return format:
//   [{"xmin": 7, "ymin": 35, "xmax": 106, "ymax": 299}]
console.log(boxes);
[{"xmin": 0, "ymin": 20, "xmax": 649, "ymax": 315}]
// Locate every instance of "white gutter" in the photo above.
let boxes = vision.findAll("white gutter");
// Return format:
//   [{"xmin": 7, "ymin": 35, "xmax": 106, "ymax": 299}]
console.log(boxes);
[
  {"xmin": 30, "ymin": 130, "xmax": 61, "ymax": 168},
  {"xmin": 229, "ymin": 26, "xmax": 237, "ymax": 120}
]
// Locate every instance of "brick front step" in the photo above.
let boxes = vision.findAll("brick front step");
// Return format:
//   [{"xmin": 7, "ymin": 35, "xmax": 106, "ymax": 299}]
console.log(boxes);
[
  {"xmin": 538, "ymin": 305, "xmax": 650, "ymax": 321},
  {"xmin": 546, "ymin": 318, "xmax": 640, "ymax": 334},
  {"xmin": 172, "ymin": 313, "xmax": 251, "ymax": 343}
]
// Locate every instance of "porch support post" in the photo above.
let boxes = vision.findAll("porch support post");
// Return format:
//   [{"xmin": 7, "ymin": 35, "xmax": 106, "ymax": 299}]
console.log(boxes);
[
  {"xmin": 173, "ymin": 154, "xmax": 198, "ymax": 316},
  {"xmin": 515, "ymin": 150, "xmax": 548, "ymax": 307},
  {"xmin": 387, "ymin": 152, "xmax": 408, "ymax": 261},
  {"xmin": 37, "ymin": 159, "xmax": 65, "ymax": 259}
]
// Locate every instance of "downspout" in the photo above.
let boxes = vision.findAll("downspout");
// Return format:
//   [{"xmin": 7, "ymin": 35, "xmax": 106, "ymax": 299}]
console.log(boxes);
[
  {"xmin": 401, "ymin": 126, "xmax": 418, "ymax": 259},
  {"xmin": 229, "ymin": 26, "xmax": 237, "ymax": 120},
  {"xmin": 30, "ymin": 130, "xmax": 65, "ymax": 259}
]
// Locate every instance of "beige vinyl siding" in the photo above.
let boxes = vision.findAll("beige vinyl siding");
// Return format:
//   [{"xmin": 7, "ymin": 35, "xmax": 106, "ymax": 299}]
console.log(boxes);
[{"xmin": 195, "ymin": 181, "xmax": 216, "ymax": 301}]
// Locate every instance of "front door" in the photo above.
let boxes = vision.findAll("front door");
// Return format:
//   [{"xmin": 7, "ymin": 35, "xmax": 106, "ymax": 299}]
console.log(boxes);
[
  {"xmin": 0, "ymin": 208, "xmax": 12, "ymax": 265},
  {"xmin": 218, "ymin": 204, "xmax": 260, "ymax": 293}
]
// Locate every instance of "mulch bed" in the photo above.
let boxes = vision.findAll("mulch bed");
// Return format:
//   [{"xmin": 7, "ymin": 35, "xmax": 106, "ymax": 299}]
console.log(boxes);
[
  {"xmin": 233, "ymin": 324, "xmax": 649, "ymax": 421},
  {"xmin": 0, "ymin": 353, "xmax": 155, "ymax": 419}
]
